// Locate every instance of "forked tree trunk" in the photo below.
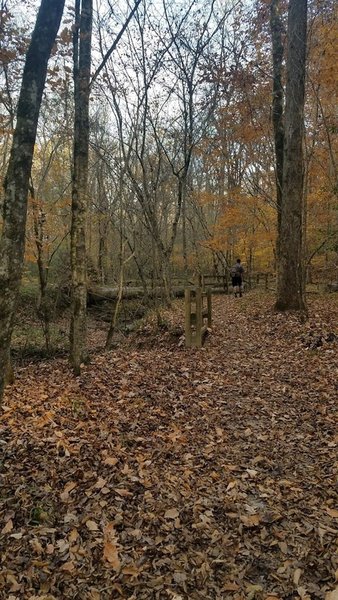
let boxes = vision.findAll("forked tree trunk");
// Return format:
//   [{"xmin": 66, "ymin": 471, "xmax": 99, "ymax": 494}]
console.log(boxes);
[
  {"xmin": 70, "ymin": 0, "xmax": 93, "ymax": 374},
  {"xmin": 0, "ymin": 0, "xmax": 65, "ymax": 401},
  {"xmin": 275, "ymin": 0, "xmax": 308, "ymax": 313}
]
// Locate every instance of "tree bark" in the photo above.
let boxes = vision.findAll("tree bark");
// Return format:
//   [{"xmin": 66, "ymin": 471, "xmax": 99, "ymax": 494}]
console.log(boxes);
[
  {"xmin": 30, "ymin": 185, "xmax": 51, "ymax": 351},
  {"xmin": 275, "ymin": 0, "xmax": 308, "ymax": 313},
  {"xmin": 270, "ymin": 0, "xmax": 284, "ymax": 237},
  {"xmin": 0, "ymin": 0, "xmax": 65, "ymax": 401},
  {"xmin": 70, "ymin": 0, "xmax": 93, "ymax": 374}
]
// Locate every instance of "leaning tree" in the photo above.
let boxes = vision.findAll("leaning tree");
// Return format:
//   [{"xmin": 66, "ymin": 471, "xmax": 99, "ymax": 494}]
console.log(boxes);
[{"xmin": 0, "ymin": 0, "xmax": 65, "ymax": 401}]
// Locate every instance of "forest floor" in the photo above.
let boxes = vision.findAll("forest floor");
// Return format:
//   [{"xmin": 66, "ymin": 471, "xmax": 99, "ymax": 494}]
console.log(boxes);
[{"xmin": 1, "ymin": 291, "xmax": 338, "ymax": 600}]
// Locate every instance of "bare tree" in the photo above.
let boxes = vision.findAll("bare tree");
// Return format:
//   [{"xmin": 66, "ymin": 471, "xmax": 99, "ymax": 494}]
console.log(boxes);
[
  {"xmin": 270, "ymin": 0, "xmax": 284, "ymax": 240},
  {"xmin": 275, "ymin": 0, "xmax": 308, "ymax": 312},
  {"xmin": 69, "ymin": 0, "xmax": 93, "ymax": 373},
  {"xmin": 0, "ymin": 0, "xmax": 65, "ymax": 401}
]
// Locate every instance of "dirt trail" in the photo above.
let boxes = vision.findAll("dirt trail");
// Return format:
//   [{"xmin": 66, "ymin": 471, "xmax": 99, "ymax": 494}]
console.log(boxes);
[{"xmin": 1, "ymin": 292, "xmax": 337, "ymax": 600}]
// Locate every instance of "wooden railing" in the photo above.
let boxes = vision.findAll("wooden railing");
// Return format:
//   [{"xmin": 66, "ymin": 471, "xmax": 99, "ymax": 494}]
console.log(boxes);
[
  {"xmin": 89, "ymin": 272, "xmax": 278, "ymax": 303},
  {"xmin": 247, "ymin": 272, "xmax": 276, "ymax": 290},
  {"xmin": 198, "ymin": 274, "xmax": 229, "ymax": 293},
  {"xmin": 185, "ymin": 287, "xmax": 212, "ymax": 348},
  {"xmin": 197, "ymin": 272, "xmax": 277, "ymax": 292}
]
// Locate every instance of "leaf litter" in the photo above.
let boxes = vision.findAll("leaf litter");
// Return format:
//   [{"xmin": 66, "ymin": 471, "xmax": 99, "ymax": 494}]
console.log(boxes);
[{"xmin": 0, "ymin": 292, "xmax": 337, "ymax": 600}]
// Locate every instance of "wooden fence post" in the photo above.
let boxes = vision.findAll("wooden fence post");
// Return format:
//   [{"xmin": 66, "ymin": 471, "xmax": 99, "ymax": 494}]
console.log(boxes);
[
  {"xmin": 185, "ymin": 286, "xmax": 212, "ymax": 348},
  {"xmin": 206, "ymin": 288, "xmax": 212, "ymax": 327},
  {"xmin": 185, "ymin": 288, "xmax": 192, "ymax": 347},
  {"xmin": 195, "ymin": 287, "xmax": 203, "ymax": 347}
]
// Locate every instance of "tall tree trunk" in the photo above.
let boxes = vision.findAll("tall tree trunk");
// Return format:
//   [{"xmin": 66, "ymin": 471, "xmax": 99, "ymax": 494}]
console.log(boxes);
[
  {"xmin": 275, "ymin": 0, "xmax": 308, "ymax": 312},
  {"xmin": 270, "ymin": 0, "xmax": 284, "ymax": 237},
  {"xmin": 182, "ymin": 178, "xmax": 188, "ymax": 282},
  {"xmin": 31, "ymin": 185, "xmax": 51, "ymax": 351},
  {"xmin": 0, "ymin": 0, "xmax": 65, "ymax": 401},
  {"xmin": 70, "ymin": 0, "xmax": 93, "ymax": 374}
]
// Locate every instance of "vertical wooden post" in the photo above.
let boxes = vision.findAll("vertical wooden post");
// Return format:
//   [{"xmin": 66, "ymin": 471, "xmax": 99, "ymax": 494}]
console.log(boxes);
[
  {"xmin": 206, "ymin": 288, "xmax": 212, "ymax": 327},
  {"xmin": 185, "ymin": 286, "xmax": 212, "ymax": 348},
  {"xmin": 185, "ymin": 288, "xmax": 192, "ymax": 347},
  {"xmin": 194, "ymin": 287, "xmax": 203, "ymax": 347}
]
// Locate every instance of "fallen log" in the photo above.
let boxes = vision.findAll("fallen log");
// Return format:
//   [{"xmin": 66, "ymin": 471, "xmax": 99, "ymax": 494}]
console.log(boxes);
[{"xmin": 87, "ymin": 285, "xmax": 186, "ymax": 303}]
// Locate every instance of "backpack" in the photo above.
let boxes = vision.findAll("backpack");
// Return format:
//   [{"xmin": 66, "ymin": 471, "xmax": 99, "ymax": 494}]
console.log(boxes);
[{"xmin": 230, "ymin": 265, "xmax": 238, "ymax": 277}]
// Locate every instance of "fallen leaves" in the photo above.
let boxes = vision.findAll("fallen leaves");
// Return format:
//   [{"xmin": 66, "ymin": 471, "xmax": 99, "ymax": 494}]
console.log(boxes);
[{"xmin": 1, "ymin": 293, "xmax": 337, "ymax": 599}]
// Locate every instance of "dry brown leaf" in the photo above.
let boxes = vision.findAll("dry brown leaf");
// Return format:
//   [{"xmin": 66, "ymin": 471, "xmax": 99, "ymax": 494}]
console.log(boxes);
[
  {"xmin": 56, "ymin": 538, "xmax": 69, "ymax": 553},
  {"xmin": 173, "ymin": 571, "xmax": 187, "ymax": 584},
  {"xmin": 278, "ymin": 541, "xmax": 288, "ymax": 554},
  {"xmin": 122, "ymin": 564, "xmax": 141, "ymax": 577},
  {"xmin": 7, "ymin": 573, "xmax": 21, "ymax": 592},
  {"xmin": 246, "ymin": 583, "xmax": 263, "ymax": 598},
  {"xmin": 294, "ymin": 568, "xmax": 302, "ymax": 586},
  {"xmin": 68, "ymin": 528, "xmax": 78, "ymax": 543},
  {"xmin": 88, "ymin": 591, "xmax": 101, "ymax": 600},
  {"xmin": 30, "ymin": 538, "xmax": 43, "ymax": 554},
  {"xmin": 94, "ymin": 477, "xmax": 107, "ymax": 489},
  {"xmin": 164, "ymin": 508, "xmax": 179, "ymax": 519},
  {"xmin": 1, "ymin": 518, "xmax": 13, "ymax": 534},
  {"xmin": 27, "ymin": 596, "xmax": 57, "ymax": 600},
  {"xmin": 326, "ymin": 507, "xmax": 338, "ymax": 518},
  {"xmin": 103, "ymin": 523, "xmax": 120, "ymax": 571},
  {"xmin": 297, "ymin": 586, "xmax": 310, "ymax": 600},
  {"xmin": 246, "ymin": 468, "xmax": 258, "ymax": 478},
  {"xmin": 222, "ymin": 582, "xmax": 239, "ymax": 591},
  {"xmin": 114, "ymin": 488, "xmax": 132, "ymax": 497},
  {"xmin": 86, "ymin": 520, "xmax": 99, "ymax": 531},
  {"xmin": 9, "ymin": 532, "xmax": 23, "ymax": 539},
  {"xmin": 61, "ymin": 561, "xmax": 75, "ymax": 572},
  {"xmin": 240, "ymin": 514, "xmax": 260, "ymax": 527},
  {"xmin": 103, "ymin": 456, "xmax": 119, "ymax": 466},
  {"xmin": 60, "ymin": 481, "xmax": 77, "ymax": 502},
  {"xmin": 326, "ymin": 589, "xmax": 338, "ymax": 600}
]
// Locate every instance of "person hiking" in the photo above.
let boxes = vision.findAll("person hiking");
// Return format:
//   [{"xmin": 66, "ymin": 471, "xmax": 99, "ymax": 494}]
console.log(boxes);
[{"xmin": 230, "ymin": 258, "xmax": 244, "ymax": 297}]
